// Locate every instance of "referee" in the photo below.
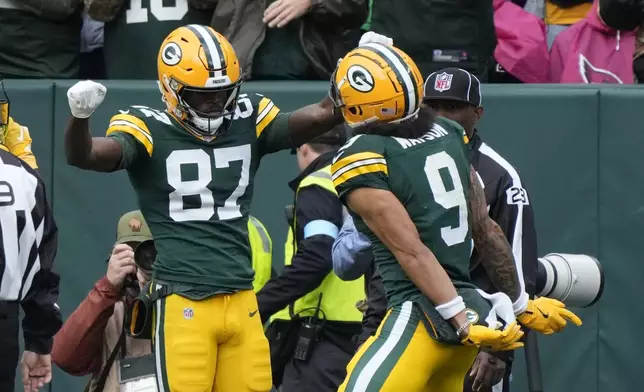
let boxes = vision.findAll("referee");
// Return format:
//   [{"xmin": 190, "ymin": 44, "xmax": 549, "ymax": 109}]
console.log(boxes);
[{"xmin": 0, "ymin": 147, "xmax": 61, "ymax": 392}]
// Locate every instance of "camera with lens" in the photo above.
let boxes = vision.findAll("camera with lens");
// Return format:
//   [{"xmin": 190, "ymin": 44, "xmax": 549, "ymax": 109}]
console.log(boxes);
[
  {"xmin": 133, "ymin": 240, "xmax": 157, "ymax": 272},
  {"xmin": 123, "ymin": 240, "xmax": 157, "ymax": 293},
  {"xmin": 536, "ymin": 253, "xmax": 604, "ymax": 308}
]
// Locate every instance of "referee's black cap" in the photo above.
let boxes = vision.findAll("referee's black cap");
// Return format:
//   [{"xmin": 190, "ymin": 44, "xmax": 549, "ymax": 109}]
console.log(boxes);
[{"xmin": 423, "ymin": 67, "xmax": 482, "ymax": 107}]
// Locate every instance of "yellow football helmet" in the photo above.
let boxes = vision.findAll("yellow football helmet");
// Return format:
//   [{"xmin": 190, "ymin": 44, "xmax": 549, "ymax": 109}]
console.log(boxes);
[
  {"xmin": 330, "ymin": 43, "xmax": 423, "ymax": 128},
  {"xmin": 157, "ymin": 24, "xmax": 242, "ymax": 137}
]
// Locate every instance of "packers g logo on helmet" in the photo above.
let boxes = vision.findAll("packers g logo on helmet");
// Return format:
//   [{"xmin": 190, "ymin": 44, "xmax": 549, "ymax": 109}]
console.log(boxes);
[
  {"xmin": 157, "ymin": 24, "xmax": 242, "ymax": 138},
  {"xmin": 331, "ymin": 43, "xmax": 423, "ymax": 128},
  {"xmin": 347, "ymin": 65, "xmax": 375, "ymax": 92},
  {"xmin": 161, "ymin": 42, "xmax": 182, "ymax": 66}
]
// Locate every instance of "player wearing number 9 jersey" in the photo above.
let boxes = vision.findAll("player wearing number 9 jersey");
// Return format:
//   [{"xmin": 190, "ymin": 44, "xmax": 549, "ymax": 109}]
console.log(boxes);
[
  {"xmin": 329, "ymin": 43, "xmax": 525, "ymax": 392},
  {"xmin": 64, "ymin": 24, "xmax": 341, "ymax": 392}
]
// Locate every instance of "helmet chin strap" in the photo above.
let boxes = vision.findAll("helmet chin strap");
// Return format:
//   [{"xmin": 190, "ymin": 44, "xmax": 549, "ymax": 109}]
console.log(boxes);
[{"xmin": 189, "ymin": 112, "xmax": 224, "ymax": 136}]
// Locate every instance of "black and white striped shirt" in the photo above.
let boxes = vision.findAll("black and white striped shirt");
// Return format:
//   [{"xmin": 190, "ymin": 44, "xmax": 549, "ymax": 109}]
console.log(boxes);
[
  {"xmin": 0, "ymin": 148, "xmax": 61, "ymax": 354},
  {"xmin": 469, "ymin": 133, "xmax": 538, "ymax": 297},
  {"xmin": 468, "ymin": 132, "xmax": 539, "ymax": 383}
]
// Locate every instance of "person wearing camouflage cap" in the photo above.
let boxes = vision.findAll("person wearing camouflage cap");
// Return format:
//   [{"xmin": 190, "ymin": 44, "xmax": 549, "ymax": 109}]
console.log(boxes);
[
  {"xmin": 114, "ymin": 210, "xmax": 156, "ymax": 283},
  {"xmin": 51, "ymin": 210, "xmax": 155, "ymax": 392},
  {"xmin": 51, "ymin": 209, "xmax": 274, "ymax": 392},
  {"xmin": 114, "ymin": 210, "xmax": 153, "ymax": 245}
]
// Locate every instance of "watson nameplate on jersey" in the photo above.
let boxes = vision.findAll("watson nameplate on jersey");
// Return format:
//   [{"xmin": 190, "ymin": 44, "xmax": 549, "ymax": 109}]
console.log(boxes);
[{"xmin": 393, "ymin": 124, "xmax": 449, "ymax": 149}]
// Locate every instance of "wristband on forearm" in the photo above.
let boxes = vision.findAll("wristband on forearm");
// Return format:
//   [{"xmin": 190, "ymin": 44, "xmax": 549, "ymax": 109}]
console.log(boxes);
[
  {"xmin": 513, "ymin": 291, "xmax": 529, "ymax": 315},
  {"xmin": 436, "ymin": 295, "xmax": 466, "ymax": 320}
]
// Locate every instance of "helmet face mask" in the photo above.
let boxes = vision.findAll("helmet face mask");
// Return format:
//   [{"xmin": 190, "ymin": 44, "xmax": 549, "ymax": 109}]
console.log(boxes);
[
  {"xmin": 177, "ymin": 83, "xmax": 241, "ymax": 136},
  {"xmin": 180, "ymin": 86, "xmax": 239, "ymax": 119},
  {"xmin": 157, "ymin": 25, "xmax": 242, "ymax": 138}
]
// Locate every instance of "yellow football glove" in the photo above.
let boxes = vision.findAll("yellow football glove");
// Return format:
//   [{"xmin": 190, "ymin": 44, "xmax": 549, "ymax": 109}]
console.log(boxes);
[
  {"xmin": 517, "ymin": 297, "xmax": 583, "ymax": 335},
  {"xmin": 461, "ymin": 322, "xmax": 524, "ymax": 351}
]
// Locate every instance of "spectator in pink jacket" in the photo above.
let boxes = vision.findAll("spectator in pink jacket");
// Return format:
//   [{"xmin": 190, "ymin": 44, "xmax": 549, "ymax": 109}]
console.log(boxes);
[{"xmin": 549, "ymin": 0, "xmax": 641, "ymax": 83}]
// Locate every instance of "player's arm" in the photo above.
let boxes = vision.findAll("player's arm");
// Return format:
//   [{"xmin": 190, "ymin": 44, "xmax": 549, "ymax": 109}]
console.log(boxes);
[
  {"xmin": 469, "ymin": 166, "xmax": 582, "ymax": 333},
  {"xmin": 346, "ymin": 187, "xmax": 472, "ymax": 329},
  {"xmin": 256, "ymin": 94, "xmax": 343, "ymax": 154},
  {"xmin": 492, "ymin": 175, "xmax": 538, "ymax": 297},
  {"xmin": 65, "ymin": 82, "xmax": 152, "ymax": 172},
  {"xmin": 21, "ymin": 165, "xmax": 62, "ymax": 355},
  {"xmin": 65, "ymin": 117, "xmax": 123, "ymax": 172},
  {"xmin": 288, "ymin": 95, "xmax": 343, "ymax": 146},
  {"xmin": 468, "ymin": 165, "xmax": 523, "ymax": 303},
  {"xmin": 64, "ymin": 81, "xmax": 123, "ymax": 172}
]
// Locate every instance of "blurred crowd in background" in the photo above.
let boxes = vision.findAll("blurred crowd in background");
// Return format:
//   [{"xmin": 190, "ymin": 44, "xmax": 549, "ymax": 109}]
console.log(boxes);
[{"xmin": 2, "ymin": 0, "xmax": 644, "ymax": 84}]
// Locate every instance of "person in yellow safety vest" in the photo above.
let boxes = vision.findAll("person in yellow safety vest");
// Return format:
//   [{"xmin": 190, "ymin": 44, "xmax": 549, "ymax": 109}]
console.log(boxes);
[
  {"xmin": 248, "ymin": 215, "xmax": 274, "ymax": 293},
  {"xmin": 0, "ymin": 81, "xmax": 39, "ymax": 170},
  {"xmin": 256, "ymin": 126, "xmax": 366, "ymax": 392}
]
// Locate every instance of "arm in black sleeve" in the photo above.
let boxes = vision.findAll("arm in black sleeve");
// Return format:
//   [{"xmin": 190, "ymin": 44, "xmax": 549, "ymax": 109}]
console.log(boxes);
[
  {"xmin": 489, "ymin": 175, "xmax": 538, "ymax": 298},
  {"xmin": 485, "ymin": 175, "xmax": 538, "ymax": 364},
  {"xmin": 357, "ymin": 262, "xmax": 387, "ymax": 348},
  {"xmin": 21, "ymin": 172, "xmax": 62, "ymax": 354},
  {"xmin": 517, "ymin": 202, "xmax": 538, "ymax": 297},
  {"xmin": 256, "ymin": 186, "xmax": 344, "ymax": 323}
]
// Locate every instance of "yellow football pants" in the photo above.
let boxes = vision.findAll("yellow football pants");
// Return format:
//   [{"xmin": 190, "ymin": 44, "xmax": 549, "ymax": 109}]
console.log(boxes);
[
  {"xmin": 339, "ymin": 301, "xmax": 478, "ymax": 392},
  {"xmin": 152, "ymin": 289, "xmax": 272, "ymax": 392}
]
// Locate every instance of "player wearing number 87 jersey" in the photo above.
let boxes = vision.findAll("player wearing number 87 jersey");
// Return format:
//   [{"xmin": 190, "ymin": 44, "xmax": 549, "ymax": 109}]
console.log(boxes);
[
  {"xmin": 329, "ymin": 43, "xmax": 525, "ymax": 392},
  {"xmin": 64, "ymin": 24, "xmax": 342, "ymax": 392}
]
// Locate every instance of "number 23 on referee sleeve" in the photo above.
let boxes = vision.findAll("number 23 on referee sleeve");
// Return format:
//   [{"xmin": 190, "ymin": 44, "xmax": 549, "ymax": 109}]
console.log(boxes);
[{"xmin": 506, "ymin": 186, "xmax": 529, "ymax": 206}]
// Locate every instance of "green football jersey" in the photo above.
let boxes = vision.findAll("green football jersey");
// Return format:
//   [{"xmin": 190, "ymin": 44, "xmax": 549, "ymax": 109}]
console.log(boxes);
[
  {"xmin": 106, "ymin": 93, "xmax": 291, "ymax": 295},
  {"xmin": 331, "ymin": 117, "xmax": 477, "ymax": 309}
]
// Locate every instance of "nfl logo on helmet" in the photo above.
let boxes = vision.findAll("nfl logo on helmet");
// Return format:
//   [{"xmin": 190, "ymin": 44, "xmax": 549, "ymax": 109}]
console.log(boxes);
[{"xmin": 434, "ymin": 72, "xmax": 453, "ymax": 92}]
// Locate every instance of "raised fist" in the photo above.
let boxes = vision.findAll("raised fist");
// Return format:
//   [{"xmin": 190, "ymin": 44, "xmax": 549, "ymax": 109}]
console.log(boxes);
[{"xmin": 67, "ymin": 80, "xmax": 107, "ymax": 119}]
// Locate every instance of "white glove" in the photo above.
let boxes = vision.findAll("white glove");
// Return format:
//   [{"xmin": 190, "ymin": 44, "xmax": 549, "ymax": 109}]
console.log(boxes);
[
  {"xmin": 359, "ymin": 31, "xmax": 394, "ymax": 47},
  {"xmin": 67, "ymin": 80, "xmax": 107, "ymax": 119}
]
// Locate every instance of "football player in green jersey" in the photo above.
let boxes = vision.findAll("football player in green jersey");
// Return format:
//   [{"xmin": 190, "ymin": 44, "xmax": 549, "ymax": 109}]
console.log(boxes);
[
  {"xmin": 329, "ymin": 43, "xmax": 580, "ymax": 392},
  {"xmin": 64, "ymin": 25, "xmax": 342, "ymax": 392}
]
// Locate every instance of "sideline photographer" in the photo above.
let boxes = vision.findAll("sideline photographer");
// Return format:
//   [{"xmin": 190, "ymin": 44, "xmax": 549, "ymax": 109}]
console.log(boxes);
[
  {"xmin": 52, "ymin": 210, "xmax": 155, "ymax": 392},
  {"xmin": 52, "ymin": 210, "xmax": 275, "ymax": 392}
]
